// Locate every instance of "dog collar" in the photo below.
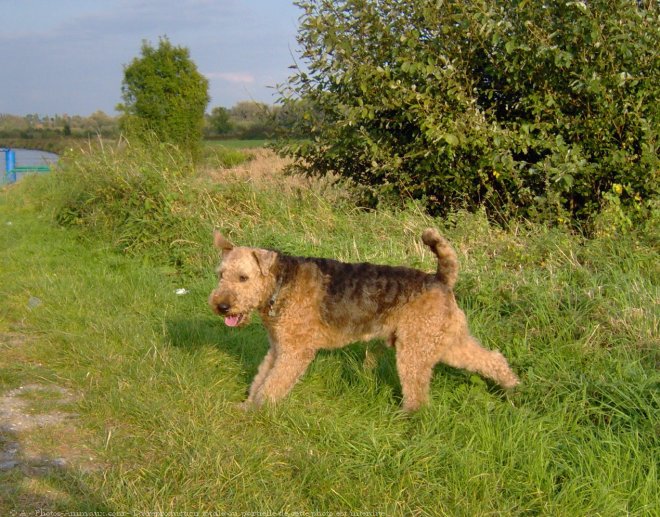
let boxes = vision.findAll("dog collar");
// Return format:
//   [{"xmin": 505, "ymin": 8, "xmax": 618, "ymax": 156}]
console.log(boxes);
[{"xmin": 267, "ymin": 278, "xmax": 284, "ymax": 318}]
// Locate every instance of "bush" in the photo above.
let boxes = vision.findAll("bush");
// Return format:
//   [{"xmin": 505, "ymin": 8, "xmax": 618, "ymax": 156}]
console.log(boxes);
[
  {"xmin": 117, "ymin": 37, "xmax": 210, "ymax": 160},
  {"xmin": 277, "ymin": 0, "xmax": 659, "ymax": 226}
]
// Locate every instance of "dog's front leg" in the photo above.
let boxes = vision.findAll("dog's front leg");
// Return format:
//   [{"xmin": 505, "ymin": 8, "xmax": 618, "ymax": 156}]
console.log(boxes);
[
  {"xmin": 245, "ymin": 346, "xmax": 277, "ymax": 404},
  {"xmin": 251, "ymin": 348, "xmax": 316, "ymax": 407}
]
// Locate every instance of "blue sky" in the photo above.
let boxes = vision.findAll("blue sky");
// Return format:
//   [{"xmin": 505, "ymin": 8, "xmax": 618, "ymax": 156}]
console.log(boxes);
[{"xmin": 0, "ymin": 0, "xmax": 301, "ymax": 116}]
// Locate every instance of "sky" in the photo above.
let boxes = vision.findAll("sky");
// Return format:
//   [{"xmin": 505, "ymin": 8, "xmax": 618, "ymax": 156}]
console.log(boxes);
[{"xmin": 0, "ymin": 0, "xmax": 302, "ymax": 116}]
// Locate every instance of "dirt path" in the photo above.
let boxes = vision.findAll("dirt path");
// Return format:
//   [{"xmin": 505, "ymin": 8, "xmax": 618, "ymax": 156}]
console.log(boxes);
[
  {"xmin": 0, "ymin": 384, "xmax": 88, "ymax": 474},
  {"xmin": 0, "ymin": 333, "xmax": 100, "ymax": 476},
  {"xmin": 0, "ymin": 383, "xmax": 79, "ymax": 472}
]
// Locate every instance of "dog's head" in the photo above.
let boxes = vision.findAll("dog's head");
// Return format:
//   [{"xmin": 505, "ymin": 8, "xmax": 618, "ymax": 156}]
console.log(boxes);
[{"xmin": 208, "ymin": 231, "xmax": 277, "ymax": 327}]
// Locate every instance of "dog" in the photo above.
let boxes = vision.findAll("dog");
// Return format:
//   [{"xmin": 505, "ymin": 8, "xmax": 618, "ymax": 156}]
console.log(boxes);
[{"xmin": 209, "ymin": 229, "xmax": 519, "ymax": 411}]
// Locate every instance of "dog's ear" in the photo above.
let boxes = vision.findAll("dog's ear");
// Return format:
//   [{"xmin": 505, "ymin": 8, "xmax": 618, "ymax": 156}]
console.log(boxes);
[
  {"xmin": 252, "ymin": 249, "xmax": 277, "ymax": 276},
  {"xmin": 213, "ymin": 230, "xmax": 234, "ymax": 253}
]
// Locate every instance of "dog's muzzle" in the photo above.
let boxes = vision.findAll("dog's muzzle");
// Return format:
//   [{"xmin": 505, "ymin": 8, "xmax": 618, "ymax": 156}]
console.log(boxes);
[{"xmin": 209, "ymin": 292, "xmax": 246, "ymax": 327}]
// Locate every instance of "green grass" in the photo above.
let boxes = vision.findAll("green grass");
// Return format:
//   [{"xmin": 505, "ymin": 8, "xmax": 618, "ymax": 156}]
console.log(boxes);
[
  {"xmin": 201, "ymin": 142, "xmax": 252, "ymax": 169},
  {"xmin": 0, "ymin": 145, "xmax": 658, "ymax": 514},
  {"xmin": 205, "ymin": 139, "xmax": 269, "ymax": 149}
]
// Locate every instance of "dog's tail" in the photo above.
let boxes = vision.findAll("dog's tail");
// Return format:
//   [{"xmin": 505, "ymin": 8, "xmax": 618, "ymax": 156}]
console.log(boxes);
[{"xmin": 422, "ymin": 228, "xmax": 458, "ymax": 288}]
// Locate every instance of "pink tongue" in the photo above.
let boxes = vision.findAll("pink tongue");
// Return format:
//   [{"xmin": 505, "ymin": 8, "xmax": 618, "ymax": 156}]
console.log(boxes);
[{"xmin": 225, "ymin": 315, "xmax": 241, "ymax": 327}]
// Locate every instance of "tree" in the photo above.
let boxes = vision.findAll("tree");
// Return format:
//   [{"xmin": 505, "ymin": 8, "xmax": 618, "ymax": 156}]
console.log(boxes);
[
  {"xmin": 229, "ymin": 101, "xmax": 276, "ymax": 139},
  {"xmin": 207, "ymin": 106, "xmax": 233, "ymax": 136},
  {"xmin": 278, "ymin": 0, "xmax": 659, "ymax": 225},
  {"xmin": 117, "ymin": 36, "xmax": 210, "ymax": 158}
]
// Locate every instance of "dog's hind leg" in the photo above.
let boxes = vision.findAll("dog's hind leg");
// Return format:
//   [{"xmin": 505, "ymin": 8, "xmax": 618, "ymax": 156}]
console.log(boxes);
[
  {"xmin": 437, "ymin": 335, "xmax": 519, "ymax": 389},
  {"xmin": 395, "ymin": 345, "xmax": 435, "ymax": 412}
]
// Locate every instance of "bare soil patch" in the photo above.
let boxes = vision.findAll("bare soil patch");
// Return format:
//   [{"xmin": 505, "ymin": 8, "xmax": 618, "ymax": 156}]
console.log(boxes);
[{"xmin": 0, "ymin": 384, "xmax": 97, "ymax": 474}]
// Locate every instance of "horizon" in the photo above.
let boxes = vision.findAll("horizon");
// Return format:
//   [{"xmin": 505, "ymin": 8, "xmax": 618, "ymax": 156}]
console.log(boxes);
[{"xmin": 0, "ymin": 99, "xmax": 283, "ymax": 119}]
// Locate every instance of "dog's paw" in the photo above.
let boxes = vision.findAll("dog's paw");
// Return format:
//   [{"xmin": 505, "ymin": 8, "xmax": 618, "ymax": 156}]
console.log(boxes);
[{"xmin": 235, "ymin": 400, "xmax": 255, "ymax": 412}]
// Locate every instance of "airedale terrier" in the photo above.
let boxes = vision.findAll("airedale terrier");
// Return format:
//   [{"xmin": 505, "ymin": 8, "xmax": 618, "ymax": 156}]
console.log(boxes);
[{"xmin": 209, "ymin": 229, "xmax": 519, "ymax": 411}]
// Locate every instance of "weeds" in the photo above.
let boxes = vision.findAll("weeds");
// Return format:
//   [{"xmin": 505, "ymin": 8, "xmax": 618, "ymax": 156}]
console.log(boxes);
[{"xmin": 0, "ymin": 138, "xmax": 658, "ymax": 514}]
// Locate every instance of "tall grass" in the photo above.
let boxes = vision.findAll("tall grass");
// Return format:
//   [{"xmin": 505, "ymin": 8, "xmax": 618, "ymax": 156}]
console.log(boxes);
[
  {"xmin": 47, "ymin": 138, "xmax": 375, "ymax": 274},
  {"xmin": 1, "ymin": 138, "xmax": 657, "ymax": 514}
]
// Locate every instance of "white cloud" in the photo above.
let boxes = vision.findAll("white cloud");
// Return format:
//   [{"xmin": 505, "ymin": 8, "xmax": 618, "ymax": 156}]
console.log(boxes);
[{"xmin": 205, "ymin": 72, "xmax": 256, "ymax": 84}]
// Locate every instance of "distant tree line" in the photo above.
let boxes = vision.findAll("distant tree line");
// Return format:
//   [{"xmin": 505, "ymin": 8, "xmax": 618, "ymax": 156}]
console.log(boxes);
[
  {"xmin": 0, "ymin": 112, "xmax": 119, "ymax": 139},
  {"xmin": 205, "ymin": 101, "xmax": 307, "ymax": 140},
  {"xmin": 0, "ymin": 101, "xmax": 302, "ymax": 142}
]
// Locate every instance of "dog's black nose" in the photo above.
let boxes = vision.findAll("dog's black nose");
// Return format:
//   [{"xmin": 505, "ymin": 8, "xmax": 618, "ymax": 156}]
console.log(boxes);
[{"xmin": 216, "ymin": 303, "xmax": 231, "ymax": 314}]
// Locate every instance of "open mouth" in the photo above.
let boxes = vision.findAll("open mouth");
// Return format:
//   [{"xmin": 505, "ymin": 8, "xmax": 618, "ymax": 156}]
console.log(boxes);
[{"xmin": 224, "ymin": 314, "xmax": 246, "ymax": 327}]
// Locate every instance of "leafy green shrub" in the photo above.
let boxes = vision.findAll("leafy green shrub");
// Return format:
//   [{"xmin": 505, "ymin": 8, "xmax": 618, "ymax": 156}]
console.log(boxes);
[
  {"xmin": 117, "ymin": 37, "xmax": 210, "ymax": 160},
  {"xmin": 278, "ymin": 0, "xmax": 659, "ymax": 226}
]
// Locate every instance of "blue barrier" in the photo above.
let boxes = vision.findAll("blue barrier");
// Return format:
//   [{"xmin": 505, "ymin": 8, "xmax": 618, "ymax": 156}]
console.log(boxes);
[
  {"xmin": 1, "ymin": 148, "xmax": 53, "ymax": 184},
  {"xmin": 7, "ymin": 149, "xmax": 16, "ymax": 183},
  {"xmin": 1, "ymin": 148, "xmax": 16, "ymax": 183}
]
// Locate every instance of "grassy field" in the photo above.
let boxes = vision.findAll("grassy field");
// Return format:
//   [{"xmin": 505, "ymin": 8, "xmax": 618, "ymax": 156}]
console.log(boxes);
[
  {"xmin": 206, "ymin": 139, "xmax": 270, "ymax": 149},
  {"xmin": 0, "ymin": 144, "xmax": 658, "ymax": 514}
]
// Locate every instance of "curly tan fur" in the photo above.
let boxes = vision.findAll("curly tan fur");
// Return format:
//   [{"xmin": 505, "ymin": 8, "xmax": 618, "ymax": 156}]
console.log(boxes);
[{"xmin": 209, "ymin": 229, "xmax": 519, "ymax": 411}]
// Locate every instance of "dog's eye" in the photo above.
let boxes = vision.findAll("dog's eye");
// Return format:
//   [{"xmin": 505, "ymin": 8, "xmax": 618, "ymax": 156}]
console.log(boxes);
[{"xmin": 239, "ymin": 275, "xmax": 249, "ymax": 282}]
